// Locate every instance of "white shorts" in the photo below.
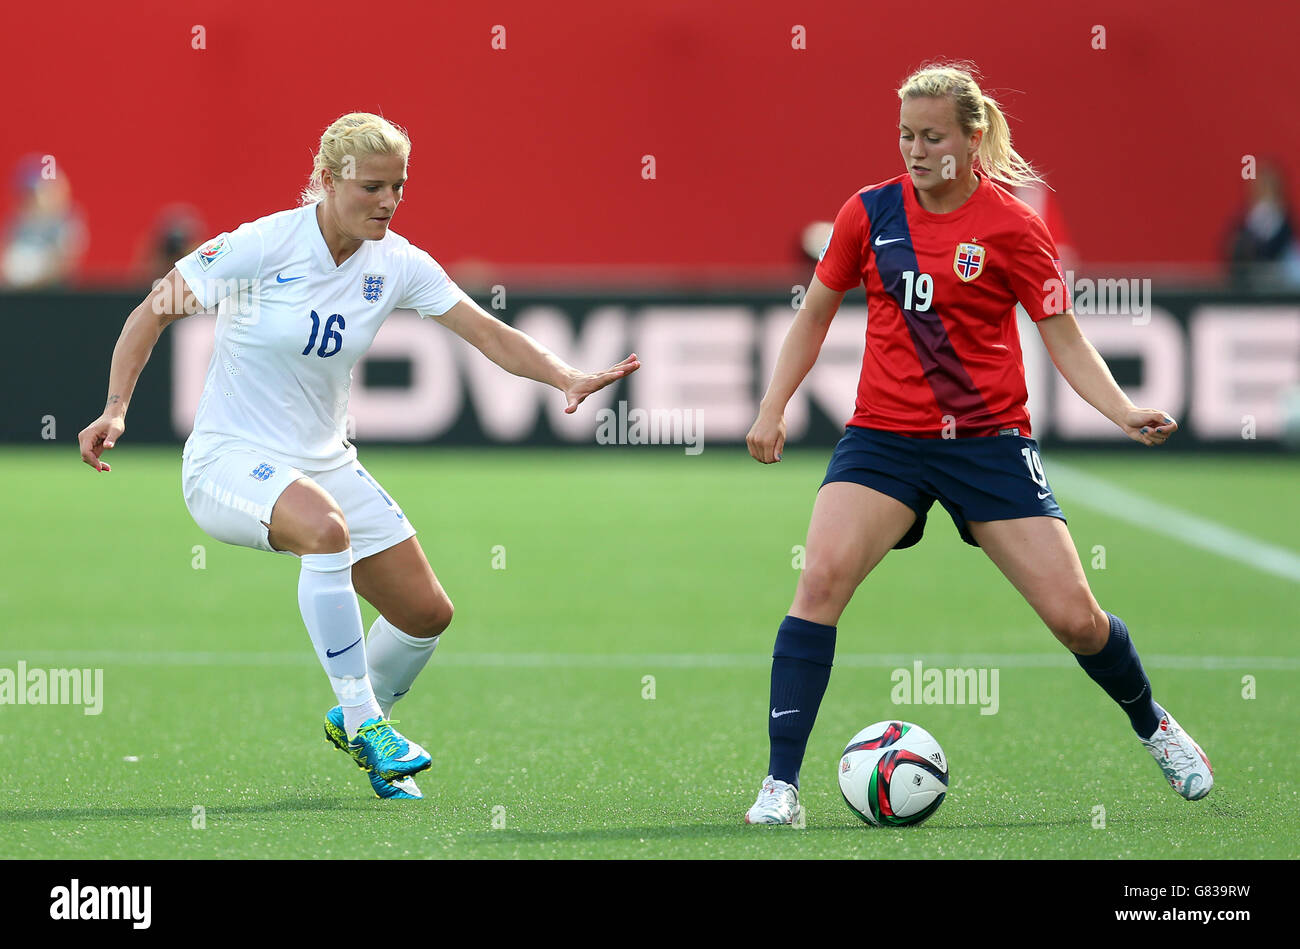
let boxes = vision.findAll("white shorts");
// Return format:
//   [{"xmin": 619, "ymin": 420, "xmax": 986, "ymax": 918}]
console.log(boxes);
[{"xmin": 181, "ymin": 447, "xmax": 416, "ymax": 561}]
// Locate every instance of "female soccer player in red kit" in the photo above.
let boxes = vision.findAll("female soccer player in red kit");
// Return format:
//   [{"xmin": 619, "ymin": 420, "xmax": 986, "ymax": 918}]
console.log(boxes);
[{"xmin": 743, "ymin": 63, "xmax": 1212, "ymax": 824}]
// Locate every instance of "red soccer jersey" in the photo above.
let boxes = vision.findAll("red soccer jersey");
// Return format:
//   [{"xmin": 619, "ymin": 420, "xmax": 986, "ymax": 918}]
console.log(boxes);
[{"xmin": 814, "ymin": 172, "xmax": 1068, "ymax": 438}]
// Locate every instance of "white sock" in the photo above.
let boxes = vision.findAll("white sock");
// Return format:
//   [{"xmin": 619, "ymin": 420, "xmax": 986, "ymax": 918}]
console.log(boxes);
[
  {"xmin": 298, "ymin": 548, "xmax": 380, "ymax": 738},
  {"xmin": 336, "ymin": 676, "xmax": 384, "ymax": 740},
  {"xmin": 366, "ymin": 615, "xmax": 440, "ymax": 718}
]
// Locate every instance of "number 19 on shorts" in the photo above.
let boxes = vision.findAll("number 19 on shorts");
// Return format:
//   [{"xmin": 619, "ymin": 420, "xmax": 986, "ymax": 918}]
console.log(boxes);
[{"xmin": 1021, "ymin": 447, "xmax": 1049, "ymax": 492}]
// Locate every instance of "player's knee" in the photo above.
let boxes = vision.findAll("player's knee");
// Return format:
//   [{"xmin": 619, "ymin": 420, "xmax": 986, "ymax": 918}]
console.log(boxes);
[
  {"xmin": 304, "ymin": 512, "xmax": 350, "ymax": 554},
  {"xmin": 428, "ymin": 596, "xmax": 454, "ymax": 636},
  {"xmin": 1049, "ymin": 606, "xmax": 1106, "ymax": 654},
  {"xmin": 795, "ymin": 563, "xmax": 855, "ymax": 611},
  {"xmin": 404, "ymin": 595, "xmax": 453, "ymax": 638}
]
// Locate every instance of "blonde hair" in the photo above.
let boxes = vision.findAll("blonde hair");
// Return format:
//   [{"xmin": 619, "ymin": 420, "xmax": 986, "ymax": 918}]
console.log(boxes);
[
  {"xmin": 300, "ymin": 112, "xmax": 412, "ymax": 205},
  {"xmin": 897, "ymin": 62, "xmax": 1043, "ymax": 188}
]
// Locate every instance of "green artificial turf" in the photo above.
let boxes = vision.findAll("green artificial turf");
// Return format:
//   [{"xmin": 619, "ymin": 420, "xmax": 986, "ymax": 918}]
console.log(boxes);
[{"xmin": 1, "ymin": 445, "xmax": 1295, "ymax": 858}]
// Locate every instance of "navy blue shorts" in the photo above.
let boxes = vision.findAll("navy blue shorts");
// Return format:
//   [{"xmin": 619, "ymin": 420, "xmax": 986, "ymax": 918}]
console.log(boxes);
[{"xmin": 820, "ymin": 426, "xmax": 1066, "ymax": 549}]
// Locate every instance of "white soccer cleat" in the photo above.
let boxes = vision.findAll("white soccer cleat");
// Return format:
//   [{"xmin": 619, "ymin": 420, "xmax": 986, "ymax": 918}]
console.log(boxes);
[
  {"xmin": 744, "ymin": 774, "xmax": 800, "ymax": 825},
  {"xmin": 1140, "ymin": 709, "xmax": 1214, "ymax": 801}
]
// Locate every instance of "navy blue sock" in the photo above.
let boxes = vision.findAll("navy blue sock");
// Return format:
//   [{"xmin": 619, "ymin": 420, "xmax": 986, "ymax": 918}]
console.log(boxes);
[
  {"xmin": 767, "ymin": 615, "xmax": 837, "ymax": 788},
  {"xmin": 1073, "ymin": 612, "xmax": 1162, "ymax": 738}
]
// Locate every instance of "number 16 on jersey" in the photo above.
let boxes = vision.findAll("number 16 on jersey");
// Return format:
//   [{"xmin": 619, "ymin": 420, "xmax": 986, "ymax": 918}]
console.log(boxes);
[{"xmin": 303, "ymin": 310, "xmax": 345, "ymax": 358}]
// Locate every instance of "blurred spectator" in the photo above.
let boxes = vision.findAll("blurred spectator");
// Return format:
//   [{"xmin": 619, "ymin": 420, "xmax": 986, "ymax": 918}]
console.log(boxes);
[
  {"xmin": 1013, "ymin": 179, "xmax": 1079, "ymax": 276},
  {"xmin": 800, "ymin": 220, "xmax": 834, "ymax": 265},
  {"xmin": 1, "ymin": 154, "xmax": 87, "ymax": 288},
  {"xmin": 137, "ymin": 203, "xmax": 207, "ymax": 283},
  {"xmin": 1226, "ymin": 160, "xmax": 1300, "ymax": 289}
]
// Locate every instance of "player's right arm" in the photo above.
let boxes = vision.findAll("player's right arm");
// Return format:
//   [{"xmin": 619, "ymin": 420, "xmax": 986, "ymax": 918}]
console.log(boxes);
[
  {"xmin": 746, "ymin": 274, "xmax": 847, "ymax": 464},
  {"xmin": 78, "ymin": 268, "xmax": 198, "ymax": 472},
  {"xmin": 749, "ymin": 192, "xmax": 864, "ymax": 464}
]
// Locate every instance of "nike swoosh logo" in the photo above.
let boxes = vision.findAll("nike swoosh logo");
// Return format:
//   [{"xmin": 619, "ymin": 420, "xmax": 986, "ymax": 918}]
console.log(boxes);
[
  {"xmin": 1037, "ymin": 490, "xmax": 1052, "ymax": 499},
  {"xmin": 276, "ymin": 273, "xmax": 306, "ymax": 283},
  {"xmin": 874, "ymin": 236, "xmax": 905, "ymax": 246},
  {"xmin": 771, "ymin": 708, "xmax": 800, "ymax": 719},
  {"xmin": 392, "ymin": 688, "xmax": 410, "ymax": 698},
  {"xmin": 326, "ymin": 636, "xmax": 362, "ymax": 658}
]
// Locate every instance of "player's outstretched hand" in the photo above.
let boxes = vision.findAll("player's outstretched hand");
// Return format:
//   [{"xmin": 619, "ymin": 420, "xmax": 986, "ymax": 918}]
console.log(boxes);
[
  {"xmin": 746, "ymin": 411, "xmax": 787, "ymax": 464},
  {"xmin": 563, "ymin": 354, "xmax": 640, "ymax": 414},
  {"xmin": 1121, "ymin": 408, "xmax": 1178, "ymax": 447},
  {"xmin": 79, "ymin": 413, "xmax": 125, "ymax": 472}
]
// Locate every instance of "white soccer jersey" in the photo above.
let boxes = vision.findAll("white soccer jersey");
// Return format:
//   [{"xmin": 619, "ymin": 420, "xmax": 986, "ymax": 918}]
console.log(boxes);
[{"xmin": 175, "ymin": 204, "xmax": 466, "ymax": 470}]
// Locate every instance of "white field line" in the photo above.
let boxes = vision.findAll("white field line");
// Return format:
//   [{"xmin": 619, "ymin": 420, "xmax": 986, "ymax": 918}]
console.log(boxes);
[
  {"xmin": 0, "ymin": 650, "xmax": 1295, "ymax": 671},
  {"xmin": 1050, "ymin": 461, "xmax": 1300, "ymax": 583}
]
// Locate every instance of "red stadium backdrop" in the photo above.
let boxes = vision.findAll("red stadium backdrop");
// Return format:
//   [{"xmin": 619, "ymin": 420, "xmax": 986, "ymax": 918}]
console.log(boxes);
[{"xmin": 3, "ymin": 0, "xmax": 1298, "ymax": 283}]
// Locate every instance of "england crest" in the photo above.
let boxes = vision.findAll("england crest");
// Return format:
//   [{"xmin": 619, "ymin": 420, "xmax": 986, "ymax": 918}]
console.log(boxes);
[
  {"xmin": 953, "ymin": 242, "xmax": 985, "ymax": 282},
  {"xmin": 361, "ymin": 273, "xmax": 386, "ymax": 303}
]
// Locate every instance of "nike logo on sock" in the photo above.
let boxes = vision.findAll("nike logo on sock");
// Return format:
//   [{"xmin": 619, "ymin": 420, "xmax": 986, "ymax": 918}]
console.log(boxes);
[
  {"xmin": 392, "ymin": 688, "xmax": 410, "ymax": 698},
  {"xmin": 771, "ymin": 708, "xmax": 800, "ymax": 719},
  {"xmin": 1119, "ymin": 686, "xmax": 1149, "ymax": 704},
  {"xmin": 326, "ymin": 636, "xmax": 362, "ymax": 659}
]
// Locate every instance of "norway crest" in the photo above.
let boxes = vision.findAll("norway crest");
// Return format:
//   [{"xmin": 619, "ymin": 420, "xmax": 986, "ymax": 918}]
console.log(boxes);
[
  {"xmin": 953, "ymin": 242, "xmax": 985, "ymax": 282},
  {"xmin": 361, "ymin": 273, "xmax": 385, "ymax": 303}
]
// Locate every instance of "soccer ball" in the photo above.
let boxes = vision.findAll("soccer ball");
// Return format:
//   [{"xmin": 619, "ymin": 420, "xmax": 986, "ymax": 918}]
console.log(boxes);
[{"xmin": 838, "ymin": 720, "xmax": 949, "ymax": 826}]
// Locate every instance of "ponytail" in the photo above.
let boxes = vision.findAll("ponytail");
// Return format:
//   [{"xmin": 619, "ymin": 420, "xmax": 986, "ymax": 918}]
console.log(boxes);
[{"xmin": 976, "ymin": 95, "xmax": 1043, "ymax": 187}]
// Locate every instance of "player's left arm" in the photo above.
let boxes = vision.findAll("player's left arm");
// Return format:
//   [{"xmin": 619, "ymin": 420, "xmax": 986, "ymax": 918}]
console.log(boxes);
[
  {"xmin": 1036, "ymin": 310, "xmax": 1177, "ymax": 446},
  {"xmin": 433, "ymin": 297, "xmax": 639, "ymax": 414}
]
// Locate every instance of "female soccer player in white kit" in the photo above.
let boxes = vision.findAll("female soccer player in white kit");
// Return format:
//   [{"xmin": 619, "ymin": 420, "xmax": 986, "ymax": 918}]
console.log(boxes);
[{"xmin": 78, "ymin": 113, "xmax": 639, "ymax": 800}]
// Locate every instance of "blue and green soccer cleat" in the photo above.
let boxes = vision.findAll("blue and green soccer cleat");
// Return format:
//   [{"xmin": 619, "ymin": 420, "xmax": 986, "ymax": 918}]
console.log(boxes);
[
  {"xmin": 324, "ymin": 706, "xmax": 428, "ymax": 799},
  {"xmin": 350, "ymin": 716, "xmax": 431, "ymax": 782},
  {"xmin": 372, "ymin": 775, "xmax": 424, "ymax": 800}
]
